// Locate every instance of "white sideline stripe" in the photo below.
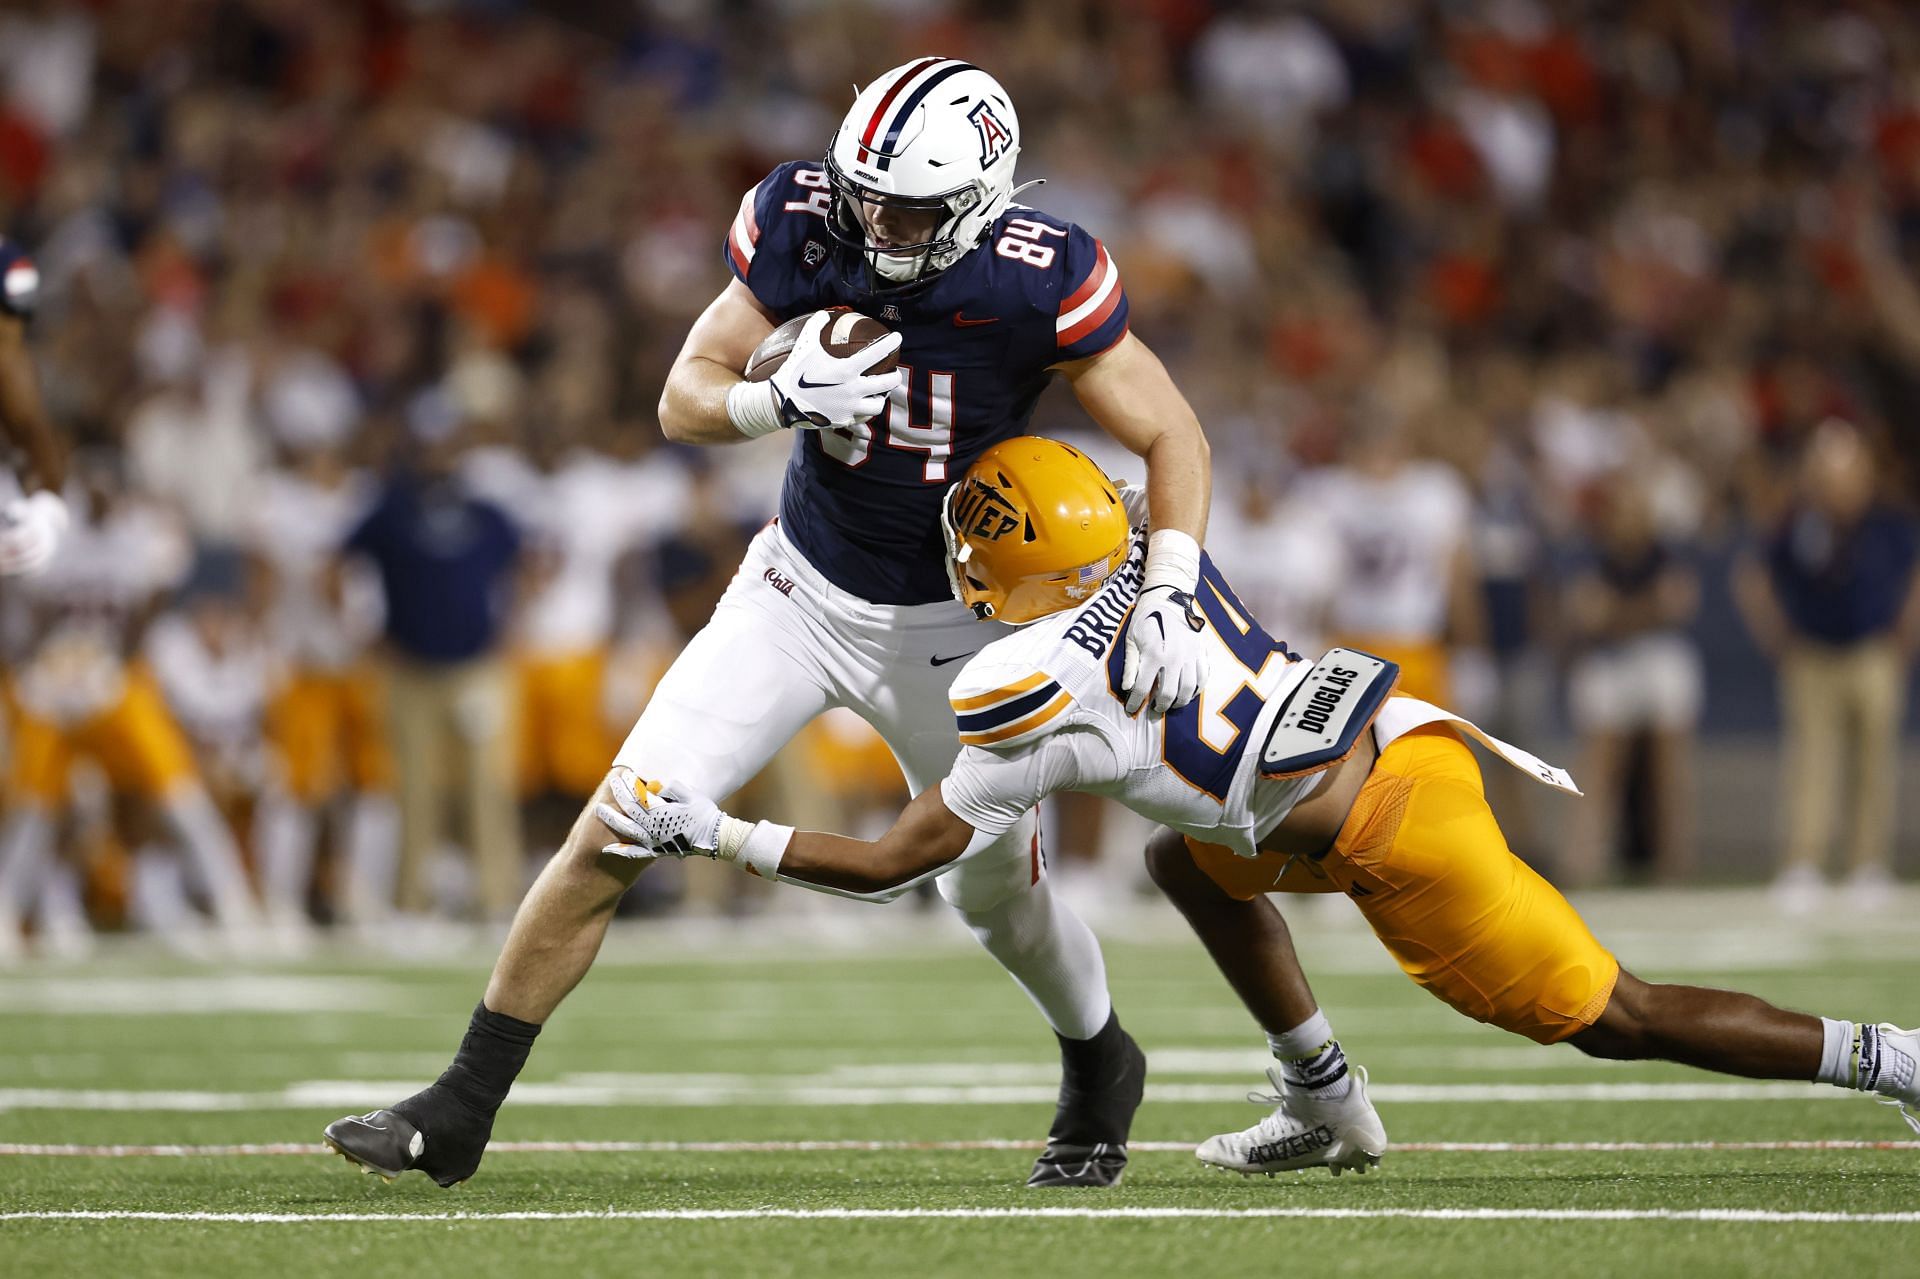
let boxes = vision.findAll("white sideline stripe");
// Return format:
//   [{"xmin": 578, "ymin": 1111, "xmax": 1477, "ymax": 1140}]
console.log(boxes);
[
  {"xmin": 0, "ymin": 1080, "xmax": 1849, "ymax": 1112},
  {"xmin": 5, "ymin": 1207, "xmax": 1919, "ymax": 1225},
  {"xmin": 3, "ymin": 1139, "xmax": 1917, "ymax": 1158}
]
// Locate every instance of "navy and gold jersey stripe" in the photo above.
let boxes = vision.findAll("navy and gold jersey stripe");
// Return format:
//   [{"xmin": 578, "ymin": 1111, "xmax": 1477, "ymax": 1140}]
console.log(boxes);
[{"xmin": 951, "ymin": 672, "xmax": 1072, "ymax": 749}]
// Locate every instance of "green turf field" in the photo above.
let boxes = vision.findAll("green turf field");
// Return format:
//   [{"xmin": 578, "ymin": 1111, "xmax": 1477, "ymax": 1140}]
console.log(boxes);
[{"xmin": 1, "ymin": 890, "xmax": 1915, "ymax": 1278}]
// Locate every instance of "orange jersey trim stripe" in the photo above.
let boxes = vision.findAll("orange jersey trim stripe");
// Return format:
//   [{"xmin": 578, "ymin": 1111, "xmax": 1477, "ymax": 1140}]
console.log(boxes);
[
  {"xmin": 958, "ymin": 690, "xmax": 1071, "ymax": 748},
  {"xmin": 950, "ymin": 671, "xmax": 1051, "ymax": 712}
]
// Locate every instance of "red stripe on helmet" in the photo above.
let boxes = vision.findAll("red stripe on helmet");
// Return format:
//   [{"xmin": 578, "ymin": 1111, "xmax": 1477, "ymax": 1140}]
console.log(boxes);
[{"xmin": 858, "ymin": 57, "xmax": 944, "ymax": 163}]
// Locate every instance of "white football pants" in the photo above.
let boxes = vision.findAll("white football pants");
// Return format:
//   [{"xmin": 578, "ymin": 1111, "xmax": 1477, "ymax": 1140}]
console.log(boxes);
[{"xmin": 617, "ymin": 522, "xmax": 1038, "ymax": 910}]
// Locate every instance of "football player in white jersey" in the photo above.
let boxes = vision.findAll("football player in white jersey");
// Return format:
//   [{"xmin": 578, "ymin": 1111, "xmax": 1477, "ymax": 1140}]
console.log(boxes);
[
  {"xmin": 324, "ymin": 60, "xmax": 1213, "ymax": 1191},
  {"xmin": 0, "ymin": 236, "xmax": 68, "ymax": 575},
  {"xmin": 600, "ymin": 437, "xmax": 1920, "ymax": 1174}
]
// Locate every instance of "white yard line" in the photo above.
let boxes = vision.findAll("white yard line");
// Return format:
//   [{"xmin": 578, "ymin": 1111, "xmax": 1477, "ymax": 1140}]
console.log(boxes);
[
  {"xmin": 0, "ymin": 1079, "xmax": 1852, "ymax": 1112},
  {"xmin": 3, "ymin": 1207, "xmax": 1918, "ymax": 1225},
  {"xmin": 1, "ymin": 1139, "xmax": 1916, "ymax": 1158}
]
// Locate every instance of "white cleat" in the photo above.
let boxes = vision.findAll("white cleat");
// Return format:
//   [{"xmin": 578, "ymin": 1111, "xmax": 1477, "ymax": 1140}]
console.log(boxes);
[
  {"xmin": 1868, "ymin": 1024, "xmax": 1920, "ymax": 1135},
  {"xmin": 1195, "ymin": 1065, "xmax": 1388, "ymax": 1177}
]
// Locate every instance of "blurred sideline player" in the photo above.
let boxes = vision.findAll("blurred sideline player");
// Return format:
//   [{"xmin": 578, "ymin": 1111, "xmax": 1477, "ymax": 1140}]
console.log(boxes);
[
  {"xmin": 0, "ymin": 234, "xmax": 67, "ymax": 576},
  {"xmin": 248, "ymin": 432, "xmax": 398, "ymax": 928},
  {"xmin": 599, "ymin": 438, "xmax": 1920, "ymax": 1176},
  {"xmin": 492, "ymin": 424, "xmax": 640, "ymax": 806},
  {"xmin": 325, "ymin": 58, "xmax": 1216, "ymax": 1191},
  {"xmin": 145, "ymin": 552, "xmax": 307, "ymax": 941},
  {"xmin": 0, "ymin": 453, "xmax": 260, "ymax": 958},
  {"xmin": 1300, "ymin": 413, "xmax": 1482, "ymax": 703}
]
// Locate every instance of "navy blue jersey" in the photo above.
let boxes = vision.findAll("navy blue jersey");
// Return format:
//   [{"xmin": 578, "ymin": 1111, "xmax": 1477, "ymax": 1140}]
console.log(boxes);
[
  {"xmin": 726, "ymin": 161, "xmax": 1130, "ymax": 604},
  {"xmin": 0, "ymin": 238, "xmax": 38, "ymax": 321}
]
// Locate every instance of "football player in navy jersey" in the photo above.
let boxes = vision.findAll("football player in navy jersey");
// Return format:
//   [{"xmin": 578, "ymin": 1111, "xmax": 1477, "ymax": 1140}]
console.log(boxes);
[
  {"xmin": 0, "ymin": 237, "xmax": 68, "ymax": 575},
  {"xmin": 326, "ymin": 59, "xmax": 1214, "ymax": 1190}
]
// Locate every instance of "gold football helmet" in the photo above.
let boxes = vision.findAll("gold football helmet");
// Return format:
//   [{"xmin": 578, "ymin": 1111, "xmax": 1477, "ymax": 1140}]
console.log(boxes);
[{"xmin": 941, "ymin": 436, "xmax": 1131, "ymax": 624}]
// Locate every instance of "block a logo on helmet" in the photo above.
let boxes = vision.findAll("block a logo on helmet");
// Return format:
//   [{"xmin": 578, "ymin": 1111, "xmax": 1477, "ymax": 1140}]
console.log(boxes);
[
  {"xmin": 824, "ymin": 58, "xmax": 1041, "ymax": 295},
  {"xmin": 968, "ymin": 101, "xmax": 1014, "ymax": 170}
]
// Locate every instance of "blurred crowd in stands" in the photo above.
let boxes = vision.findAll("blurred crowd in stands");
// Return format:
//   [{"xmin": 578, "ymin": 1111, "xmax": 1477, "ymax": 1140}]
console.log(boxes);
[{"xmin": 4, "ymin": 0, "xmax": 1920, "ymax": 957}]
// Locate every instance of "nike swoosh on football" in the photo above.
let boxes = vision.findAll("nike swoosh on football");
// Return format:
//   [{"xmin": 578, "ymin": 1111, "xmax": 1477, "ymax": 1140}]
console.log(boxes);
[
  {"xmin": 930, "ymin": 652, "xmax": 976, "ymax": 667},
  {"xmin": 952, "ymin": 313, "xmax": 998, "ymax": 327}
]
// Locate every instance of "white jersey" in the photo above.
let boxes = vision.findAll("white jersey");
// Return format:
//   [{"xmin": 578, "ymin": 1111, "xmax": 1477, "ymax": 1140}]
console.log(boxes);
[
  {"xmin": 14, "ymin": 495, "xmax": 192, "ymax": 724},
  {"xmin": 940, "ymin": 535, "xmax": 1576, "ymax": 859},
  {"xmin": 1301, "ymin": 461, "xmax": 1470, "ymax": 641},
  {"xmin": 145, "ymin": 611, "xmax": 275, "ymax": 783},
  {"xmin": 246, "ymin": 468, "xmax": 381, "ymax": 669}
]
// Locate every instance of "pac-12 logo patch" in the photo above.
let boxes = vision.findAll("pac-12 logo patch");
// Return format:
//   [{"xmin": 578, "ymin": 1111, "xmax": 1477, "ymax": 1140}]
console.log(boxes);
[
  {"xmin": 968, "ymin": 101, "xmax": 1013, "ymax": 169},
  {"xmin": 801, "ymin": 240, "xmax": 827, "ymax": 271}
]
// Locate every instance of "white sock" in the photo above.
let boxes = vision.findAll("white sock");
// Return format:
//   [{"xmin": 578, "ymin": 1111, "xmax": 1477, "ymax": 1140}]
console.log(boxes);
[
  {"xmin": 1268, "ymin": 1008, "xmax": 1353, "ymax": 1100},
  {"xmin": 1816, "ymin": 1017, "xmax": 1856, "ymax": 1087},
  {"xmin": 36, "ymin": 861, "xmax": 92, "ymax": 941},
  {"xmin": 129, "ymin": 847, "xmax": 197, "ymax": 933},
  {"xmin": 957, "ymin": 876, "xmax": 1112, "ymax": 1040},
  {"xmin": 341, "ymin": 794, "xmax": 399, "ymax": 922},
  {"xmin": 0, "ymin": 809, "xmax": 54, "ymax": 921},
  {"xmin": 253, "ymin": 794, "xmax": 315, "ymax": 916},
  {"xmin": 164, "ymin": 790, "xmax": 260, "ymax": 927}
]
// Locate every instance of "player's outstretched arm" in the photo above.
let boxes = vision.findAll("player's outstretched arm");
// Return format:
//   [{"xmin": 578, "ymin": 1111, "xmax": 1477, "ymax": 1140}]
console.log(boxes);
[
  {"xmin": 596, "ymin": 770, "xmax": 981, "ymax": 901},
  {"xmin": 656, "ymin": 278, "xmax": 780, "ymax": 445},
  {"xmin": 1057, "ymin": 332, "xmax": 1214, "ymax": 714}
]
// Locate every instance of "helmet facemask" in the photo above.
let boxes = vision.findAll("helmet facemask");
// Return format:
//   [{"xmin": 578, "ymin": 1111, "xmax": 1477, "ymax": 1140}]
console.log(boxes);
[
  {"xmin": 940, "ymin": 476, "xmax": 1004, "ymax": 620},
  {"xmin": 824, "ymin": 152, "xmax": 986, "ymax": 293}
]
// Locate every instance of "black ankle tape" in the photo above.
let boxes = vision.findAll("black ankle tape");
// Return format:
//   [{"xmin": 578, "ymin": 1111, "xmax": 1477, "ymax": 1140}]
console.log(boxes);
[
  {"xmin": 436, "ymin": 1002, "xmax": 542, "ymax": 1115},
  {"xmin": 1057, "ymin": 1010, "xmax": 1126, "ymax": 1084}
]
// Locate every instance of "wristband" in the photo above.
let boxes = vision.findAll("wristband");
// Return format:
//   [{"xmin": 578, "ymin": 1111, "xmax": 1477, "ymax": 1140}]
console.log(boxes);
[
  {"xmin": 724, "ymin": 379, "xmax": 787, "ymax": 440},
  {"xmin": 714, "ymin": 818, "xmax": 794, "ymax": 880},
  {"xmin": 1142, "ymin": 528, "xmax": 1200, "ymax": 593}
]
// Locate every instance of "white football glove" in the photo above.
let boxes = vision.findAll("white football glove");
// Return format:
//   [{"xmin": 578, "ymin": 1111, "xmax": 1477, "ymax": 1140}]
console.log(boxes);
[
  {"xmin": 1122, "ymin": 584, "xmax": 1209, "ymax": 715},
  {"xmin": 595, "ymin": 769, "xmax": 730, "ymax": 860},
  {"xmin": 1121, "ymin": 528, "xmax": 1210, "ymax": 716},
  {"xmin": 0, "ymin": 490, "xmax": 68, "ymax": 577},
  {"xmin": 726, "ymin": 311, "xmax": 903, "ymax": 438}
]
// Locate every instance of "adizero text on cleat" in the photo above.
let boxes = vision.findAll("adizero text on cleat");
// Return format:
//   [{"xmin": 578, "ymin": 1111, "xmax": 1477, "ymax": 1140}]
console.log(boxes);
[
  {"xmin": 1027, "ymin": 1025, "xmax": 1147, "ymax": 1188},
  {"xmin": 323, "ymin": 1109, "xmax": 425, "ymax": 1182},
  {"xmin": 1195, "ymin": 1064, "xmax": 1388, "ymax": 1177}
]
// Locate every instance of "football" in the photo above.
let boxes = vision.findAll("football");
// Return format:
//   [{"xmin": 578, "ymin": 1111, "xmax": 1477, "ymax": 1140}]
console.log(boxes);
[{"xmin": 744, "ymin": 307, "xmax": 897, "ymax": 382}]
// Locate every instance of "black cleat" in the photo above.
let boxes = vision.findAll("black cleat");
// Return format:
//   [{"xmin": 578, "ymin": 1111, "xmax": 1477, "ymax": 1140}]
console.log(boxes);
[
  {"xmin": 1027, "ymin": 1021, "xmax": 1148, "ymax": 1188},
  {"xmin": 323, "ymin": 1109, "xmax": 426, "ymax": 1183},
  {"xmin": 323, "ymin": 1083, "xmax": 495, "ymax": 1187},
  {"xmin": 1027, "ymin": 1140, "xmax": 1130, "ymax": 1188}
]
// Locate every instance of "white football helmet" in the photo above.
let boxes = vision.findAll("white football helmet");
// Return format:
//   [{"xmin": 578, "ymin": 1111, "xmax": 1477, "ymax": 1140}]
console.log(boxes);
[{"xmin": 825, "ymin": 58, "xmax": 1031, "ymax": 291}]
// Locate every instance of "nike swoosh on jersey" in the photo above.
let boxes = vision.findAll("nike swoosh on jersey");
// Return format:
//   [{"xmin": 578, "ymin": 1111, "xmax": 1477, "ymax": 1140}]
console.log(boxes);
[
  {"xmin": 930, "ymin": 652, "xmax": 976, "ymax": 667},
  {"xmin": 952, "ymin": 312, "xmax": 998, "ymax": 327}
]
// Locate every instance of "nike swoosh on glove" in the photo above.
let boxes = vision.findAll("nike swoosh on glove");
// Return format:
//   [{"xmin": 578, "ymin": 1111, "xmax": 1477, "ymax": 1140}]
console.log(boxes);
[
  {"xmin": 1120, "ymin": 584, "xmax": 1209, "ymax": 715},
  {"xmin": 768, "ymin": 311, "xmax": 903, "ymax": 430},
  {"xmin": 595, "ymin": 769, "xmax": 726, "ymax": 859},
  {"xmin": 0, "ymin": 490, "xmax": 68, "ymax": 577}
]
